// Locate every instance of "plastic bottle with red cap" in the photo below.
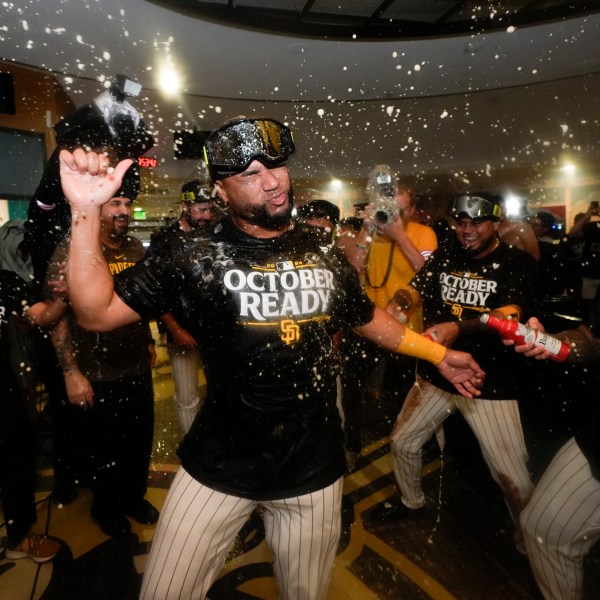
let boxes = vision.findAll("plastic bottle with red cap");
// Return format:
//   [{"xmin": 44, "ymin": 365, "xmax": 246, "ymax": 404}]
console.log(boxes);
[{"xmin": 480, "ymin": 313, "xmax": 571, "ymax": 362}]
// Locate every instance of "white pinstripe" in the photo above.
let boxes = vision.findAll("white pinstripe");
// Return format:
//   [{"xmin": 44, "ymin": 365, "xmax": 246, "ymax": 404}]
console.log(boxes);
[
  {"xmin": 139, "ymin": 468, "xmax": 343, "ymax": 600},
  {"xmin": 168, "ymin": 343, "xmax": 205, "ymax": 433},
  {"xmin": 389, "ymin": 376, "xmax": 534, "ymax": 524},
  {"xmin": 521, "ymin": 437, "xmax": 600, "ymax": 600}
]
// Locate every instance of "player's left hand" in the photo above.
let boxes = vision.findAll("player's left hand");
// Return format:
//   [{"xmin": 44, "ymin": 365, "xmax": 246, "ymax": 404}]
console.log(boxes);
[{"xmin": 436, "ymin": 349, "xmax": 485, "ymax": 398}]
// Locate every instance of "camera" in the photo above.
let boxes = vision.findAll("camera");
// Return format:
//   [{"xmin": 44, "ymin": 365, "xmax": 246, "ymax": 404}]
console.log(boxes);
[{"xmin": 366, "ymin": 165, "xmax": 402, "ymax": 225}]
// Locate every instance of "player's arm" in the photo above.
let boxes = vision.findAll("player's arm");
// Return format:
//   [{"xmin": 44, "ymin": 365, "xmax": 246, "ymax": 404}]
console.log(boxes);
[
  {"xmin": 49, "ymin": 314, "xmax": 95, "ymax": 408},
  {"xmin": 378, "ymin": 218, "xmax": 427, "ymax": 272},
  {"xmin": 160, "ymin": 312, "xmax": 197, "ymax": 349},
  {"xmin": 340, "ymin": 217, "xmax": 376, "ymax": 272},
  {"xmin": 355, "ymin": 307, "xmax": 485, "ymax": 398},
  {"xmin": 516, "ymin": 222, "xmax": 541, "ymax": 261},
  {"xmin": 60, "ymin": 149, "xmax": 141, "ymax": 331},
  {"xmin": 26, "ymin": 297, "xmax": 68, "ymax": 327}
]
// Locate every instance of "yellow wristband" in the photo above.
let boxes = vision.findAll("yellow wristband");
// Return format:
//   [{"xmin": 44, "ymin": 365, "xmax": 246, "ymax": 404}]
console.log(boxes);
[{"xmin": 395, "ymin": 327, "xmax": 447, "ymax": 365}]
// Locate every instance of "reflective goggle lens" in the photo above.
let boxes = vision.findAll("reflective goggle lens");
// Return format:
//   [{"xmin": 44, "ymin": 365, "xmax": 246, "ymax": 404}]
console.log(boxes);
[
  {"xmin": 204, "ymin": 118, "xmax": 295, "ymax": 177},
  {"xmin": 450, "ymin": 195, "xmax": 502, "ymax": 221}
]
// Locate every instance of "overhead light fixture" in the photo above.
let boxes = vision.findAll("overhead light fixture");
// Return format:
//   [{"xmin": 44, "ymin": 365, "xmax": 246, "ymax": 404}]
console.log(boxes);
[
  {"xmin": 157, "ymin": 61, "xmax": 181, "ymax": 97},
  {"xmin": 504, "ymin": 193, "xmax": 522, "ymax": 217}
]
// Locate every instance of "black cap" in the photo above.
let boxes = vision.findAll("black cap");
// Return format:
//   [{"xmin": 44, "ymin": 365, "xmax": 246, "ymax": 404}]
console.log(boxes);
[
  {"xmin": 297, "ymin": 200, "xmax": 340, "ymax": 225},
  {"xmin": 180, "ymin": 180, "xmax": 212, "ymax": 203}
]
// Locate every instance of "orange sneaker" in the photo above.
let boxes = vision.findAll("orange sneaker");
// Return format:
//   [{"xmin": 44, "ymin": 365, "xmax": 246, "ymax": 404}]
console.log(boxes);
[{"xmin": 5, "ymin": 533, "xmax": 61, "ymax": 563}]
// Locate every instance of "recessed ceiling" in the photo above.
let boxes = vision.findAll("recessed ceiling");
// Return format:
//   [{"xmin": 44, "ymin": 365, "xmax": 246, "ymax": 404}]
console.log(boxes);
[
  {"xmin": 2, "ymin": 0, "xmax": 600, "ymax": 191},
  {"xmin": 149, "ymin": 0, "xmax": 599, "ymax": 38}
]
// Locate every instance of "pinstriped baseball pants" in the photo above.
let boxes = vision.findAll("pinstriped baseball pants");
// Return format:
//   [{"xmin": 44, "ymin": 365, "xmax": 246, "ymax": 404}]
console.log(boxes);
[
  {"xmin": 139, "ymin": 467, "xmax": 343, "ymax": 600},
  {"xmin": 168, "ymin": 343, "xmax": 205, "ymax": 434},
  {"xmin": 389, "ymin": 376, "xmax": 534, "ymax": 526},
  {"xmin": 521, "ymin": 437, "xmax": 600, "ymax": 600}
]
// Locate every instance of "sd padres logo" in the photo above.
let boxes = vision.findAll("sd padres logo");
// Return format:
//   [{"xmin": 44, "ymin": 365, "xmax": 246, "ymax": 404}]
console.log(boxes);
[{"xmin": 280, "ymin": 319, "xmax": 300, "ymax": 344}]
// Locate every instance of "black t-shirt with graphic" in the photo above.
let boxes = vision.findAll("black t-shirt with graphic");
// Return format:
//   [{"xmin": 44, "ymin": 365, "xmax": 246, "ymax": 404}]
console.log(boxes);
[
  {"xmin": 411, "ymin": 242, "xmax": 538, "ymax": 398},
  {"xmin": 114, "ymin": 217, "xmax": 375, "ymax": 499}
]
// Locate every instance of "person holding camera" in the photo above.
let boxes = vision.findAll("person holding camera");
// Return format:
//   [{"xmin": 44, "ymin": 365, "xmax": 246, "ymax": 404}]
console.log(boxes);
[{"xmin": 340, "ymin": 166, "xmax": 437, "ymax": 461}]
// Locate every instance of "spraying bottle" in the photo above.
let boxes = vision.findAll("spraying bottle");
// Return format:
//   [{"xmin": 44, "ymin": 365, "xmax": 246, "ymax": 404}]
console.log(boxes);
[{"xmin": 479, "ymin": 313, "xmax": 570, "ymax": 362}]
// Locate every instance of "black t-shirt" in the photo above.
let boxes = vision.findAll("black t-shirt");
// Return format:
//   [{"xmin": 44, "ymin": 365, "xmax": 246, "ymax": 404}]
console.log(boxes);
[
  {"xmin": 0, "ymin": 270, "xmax": 37, "ymax": 393},
  {"xmin": 45, "ymin": 237, "xmax": 151, "ymax": 382},
  {"xmin": 148, "ymin": 220, "xmax": 198, "ymax": 257},
  {"xmin": 114, "ymin": 218, "xmax": 375, "ymax": 499},
  {"xmin": 147, "ymin": 220, "xmax": 211, "ymax": 339},
  {"xmin": 411, "ymin": 242, "xmax": 538, "ymax": 398}
]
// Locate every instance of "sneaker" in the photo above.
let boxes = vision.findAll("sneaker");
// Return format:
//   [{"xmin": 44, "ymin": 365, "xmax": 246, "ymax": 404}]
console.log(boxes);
[
  {"xmin": 91, "ymin": 510, "xmax": 131, "ymax": 538},
  {"xmin": 5, "ymin": 533, "xmax": 61, "ymax": 563},
  {"xmin": 373, "ymin": 497, "xmax": 426, "ymax": 523},
  {"xmin": 124, "ymin": 499, "xmax": 159, "ymax": 525}
]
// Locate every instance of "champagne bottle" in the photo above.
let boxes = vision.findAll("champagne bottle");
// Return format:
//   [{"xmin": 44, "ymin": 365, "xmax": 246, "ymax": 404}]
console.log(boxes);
[{"xmin": 480, "ymin": 313, "xmax": 571, "ymax": 362}]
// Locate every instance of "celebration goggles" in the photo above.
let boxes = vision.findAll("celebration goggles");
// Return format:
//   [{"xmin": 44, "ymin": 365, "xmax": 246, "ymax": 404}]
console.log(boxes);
[
  {"xmin": 204, "ymin": 118, "xmax": 295, "ymax": 179},
  {"xmin": 450, "ymin": 194, "xmax": 502, "ymax": 223}
]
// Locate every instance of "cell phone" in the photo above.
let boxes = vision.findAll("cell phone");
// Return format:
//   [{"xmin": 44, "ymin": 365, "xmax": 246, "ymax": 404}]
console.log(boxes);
[{"xmin": 591, "ymin": 201, "xmax": 599, "ymax": 209}]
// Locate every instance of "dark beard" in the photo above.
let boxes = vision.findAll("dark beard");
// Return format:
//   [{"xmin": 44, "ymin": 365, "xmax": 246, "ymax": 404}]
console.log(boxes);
[{"xmin": 242, "ymin": 188, "xmax": 295, "ymax": 231}]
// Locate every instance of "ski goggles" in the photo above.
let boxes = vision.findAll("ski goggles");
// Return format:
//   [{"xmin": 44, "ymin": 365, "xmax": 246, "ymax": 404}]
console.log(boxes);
[
  {"xmin": 204, "ymin": 118, "xmax": 295, "ymax": 179},
  {"xmin": 450, "ymin": 195, "xmax": 502, "ymax": 222}
]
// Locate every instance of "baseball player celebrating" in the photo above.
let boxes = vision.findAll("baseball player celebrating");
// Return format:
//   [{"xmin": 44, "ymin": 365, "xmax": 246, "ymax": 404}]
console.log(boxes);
[
  {"xmin": 509, "ymin": 312, "xmax": 600, "ymax": 600},
  {"xmin": 147, "ymin": 181, "xmax": 216, "ymax": 433},
  {"xmin": 58, "ymin": 117, "xmax": 484, "ymax": 600},
  {"xmin": 376, "ymin": 194, "xmax": 537, "ymax": 552}
]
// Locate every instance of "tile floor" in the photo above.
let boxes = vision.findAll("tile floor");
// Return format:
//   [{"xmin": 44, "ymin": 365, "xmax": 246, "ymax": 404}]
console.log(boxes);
[{"xmin": 1, "ymin": 343, "xmax": 599, "ymax": 599}]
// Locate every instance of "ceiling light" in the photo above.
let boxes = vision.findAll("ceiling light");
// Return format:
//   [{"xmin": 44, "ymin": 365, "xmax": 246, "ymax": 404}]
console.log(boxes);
[{"xmin": 157, "ymin": 62, "xmax": 181, "ymax": 97}]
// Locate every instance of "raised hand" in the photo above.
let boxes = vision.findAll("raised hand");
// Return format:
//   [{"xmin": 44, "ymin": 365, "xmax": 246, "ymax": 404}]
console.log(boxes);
[{"xmin": 59, "ymin": 148, "xmax": 133, "ymax": 209}]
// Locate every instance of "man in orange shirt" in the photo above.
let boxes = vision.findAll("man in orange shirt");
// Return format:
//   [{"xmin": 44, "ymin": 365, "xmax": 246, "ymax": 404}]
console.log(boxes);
[{"xmin": 340, "ymin": 166, "xmax": 437, "ymax": 462}]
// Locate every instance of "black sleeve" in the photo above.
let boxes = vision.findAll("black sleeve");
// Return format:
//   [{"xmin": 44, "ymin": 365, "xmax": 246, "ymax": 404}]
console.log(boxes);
[{"xmin": 113, "ymin": 252, "xmax": 179, "ymax": 319}]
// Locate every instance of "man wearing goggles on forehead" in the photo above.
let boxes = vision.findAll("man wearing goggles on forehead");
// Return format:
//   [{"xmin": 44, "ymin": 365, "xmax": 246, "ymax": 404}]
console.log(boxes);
[
  {"xmin": 376, "ymin": 193, "xmax": 538, "ymax": 553},
  {"xmin": 58, "ymin": 116, "xmax": 484, "ymax": 600}
]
